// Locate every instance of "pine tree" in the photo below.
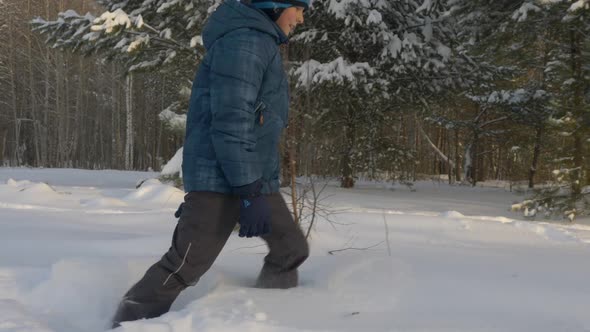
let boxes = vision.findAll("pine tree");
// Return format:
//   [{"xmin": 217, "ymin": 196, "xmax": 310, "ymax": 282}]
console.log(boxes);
[
  {"xmin": 31, "ymin": 0, "xmax": 219, "ymax": 135},
  {"xmin": 456, "ymin": 0, "xmax": 590, "ymax": 219},
  {"xmin": 31, "ymin": 0, "xmax": 221, "ymax": 172},
  {"xmin": 530, "ymin": 0, "xmax": 590, "ymax": 220},
  {"xmin": 290, "ymin": 0, "xmax": 469, "ymax": 187}
]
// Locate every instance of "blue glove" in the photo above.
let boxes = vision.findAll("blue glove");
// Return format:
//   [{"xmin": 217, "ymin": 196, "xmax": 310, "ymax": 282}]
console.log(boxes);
[{"xmin": 233, "ymin": 180, "xmax": 271, "ymax": 238}]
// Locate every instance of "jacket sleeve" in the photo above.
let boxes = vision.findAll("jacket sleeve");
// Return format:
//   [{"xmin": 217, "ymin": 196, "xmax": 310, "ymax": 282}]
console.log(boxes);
[{"xmin": 209, "ymin": 31, "xmax": 274, "ymax": 187}]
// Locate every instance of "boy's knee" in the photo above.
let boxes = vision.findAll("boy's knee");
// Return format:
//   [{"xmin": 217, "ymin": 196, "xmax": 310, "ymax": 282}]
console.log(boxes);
[{"xmin": 289, "ymin": 240, "xmax": 309, "ymax": 270}]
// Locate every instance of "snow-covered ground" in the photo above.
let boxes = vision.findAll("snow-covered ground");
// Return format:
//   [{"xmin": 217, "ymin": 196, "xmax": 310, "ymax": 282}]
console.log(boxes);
[{"xmin": 0, "ymin": 168, "xmax": 589, "ymax": 332}]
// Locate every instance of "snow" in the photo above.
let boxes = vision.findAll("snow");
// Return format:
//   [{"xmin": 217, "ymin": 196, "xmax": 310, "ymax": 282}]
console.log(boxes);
[
  {"xmin": 436, "ymin": 42, "xmax": 451, "ymax": 60},
  {"xmin": 135, "ymin": 15, "xmax": 144, "ymax": 29},
  {"xmin": 129, "ymin": 59, "xmax": 162, "ymax": 72},
  {"xmin": 114, "ymin": 38, "xmax": 129, "ymax": 50},
  {"xmin": 164, "ymin": 50, "xmax": 178, "ymax": 65},
  {"xmin": 416, "ymin": 0, "xmax": 432, "ymax": 13},
  {"xmin": 383, "ymin": 34, "xmax": 402, "ymax": 58},
  {"xmin": 366, "ymin": 10, "xmax": 382, "ymax": 25},
  {"xmin": 563, "ymin": 78, "xmax": 576, "ymax": 85},
  {"xmin": 294, "ymin": 58, "xmax": 375, "ymax": 87},
  {"xmin": 327, "ymin": 0, "xmax": 352, "ymax": 19},
  {"xmin": 91, "ymin": 9, "xmax": 132, "ymax": 34},
  {"xmin": 127, "ymin": 35, "xmax": 149, "ymax": 53},
  {"xmin": 157, "ymin": 0, "xmax": 182, "ymax": 13},
  {"xmin": 421, "ymin": 18, "xmax": 433, "ymax": 42},
  {"xmin": 159, "ymin": 109, "xmax": 187, "ymax": 131},
  {"xmin": 568, "ymin": 0, "xmax": 589, "ymax": 12},
  {"xmin": 190, "ymin": 36, "xmax": 203, "ymax": 48},
  {"xmin": 122, "ymin": 179, "xmax": 184, "ymax": 205},
  {"xmin": 162, "ymin": 28, "xmax": 172, "ymax": 40},
  {"xmin": 533, "ymin": 89, "xmax": 548, "ymax": 99},
  {"xmin": 62, "ymin": 10, "xmax": 81, "ymax": 19},
  {"xmin": 161, "ymin": 147, "xmax": 183, "ymax": 176},
  {"xmin": 293, "ymin": 59, "xmax": 320, "ymax": 88},
  {"xmin": 475, "ymin": 89, "xmax": 530, "ymax": 105},
  {"xmin": 82, "ymin": 31, "xmax": 102, "ymax": 42},
  {"xmin": 511, "ymin": 2, "xmax": 541, "ymax": 22},
  {"xmin": 0, "ymin": 168, "xmax": 589, "ymax": 332}
]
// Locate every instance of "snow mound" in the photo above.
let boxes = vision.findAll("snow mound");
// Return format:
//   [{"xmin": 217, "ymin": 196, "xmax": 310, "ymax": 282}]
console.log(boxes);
[
  {"xmin": 0, "ymin": 300, "xmax": 53, "ymax": 332},
  {"xmin": 116, "ymin": 313, "xmax": 193, "ymax": 332},
  {"xmin": 490, "ymin": 216, "xmax": 515, "ymax": 224},
  {"xmin": 80, "ymin": 197, "xmax": 128, "ymax": 208},
  {"xmin": 24, "ymin": 259, "xmax": 147, "ymax": 332},
  {"xmin": 17, "ymin": 183, "xmax": 60, "ymax": 198},
  {"xmin": 514, "ymin": 222, "xmax": 580, "ymax": 243},
  {"xmin": 6, "ymin": 178, "xmax": 32, "ymax": 188},
  {"xmin": 161, "ymin": 147, "xmax": 183, "ymax": 176},
  {"xmin": 123, "ymin": 179, "xmax": 184, "ymax": 207},
  {"xmin": 0, "ymin": 202, "xmax": 70, "ymax": 212},
  {"xmin": 116, "ymin": 313, "xmax": 301, "ymax": 332},
  {"xmin": 440, "ymin": 211, "xmax": 465, "ymax": 218}
]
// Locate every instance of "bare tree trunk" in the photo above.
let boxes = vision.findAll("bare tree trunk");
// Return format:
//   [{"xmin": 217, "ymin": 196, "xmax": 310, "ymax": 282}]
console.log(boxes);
[
  {"xmin": 585, "ymin": 77, "xmax": 590, "ymax": 187},
  {"xmin": 64, "ymin": 56, "xmax": 71, "ymax": 166},
  {"xmin": 155, "ymin": 80, "xmax": 163, "ymax": 169},
  {"xmin": 447, "ymin": 125, "xmax": 452, "ymax": 184},
  {"xmin": 340, "ymin": 103, "xmax": 355, "ymax": 188},
  {"xmin": 463, "ymin": 140, "xmax": 475, "ymax": 185},
  {"xmin": 8, "ymin": 13, "xmax": 21, "ymax": 165},
  {"xmin": 454, "ymin": 108, "xmax": 461, "ymax": 182},
  {"xmin": 436, "ymin": 126, "xmax": 443, "ymax": 175},
  {"xmin": 414, "ymin": 113, "xmax": 420, "ymax": 181},
  {"xmin": 0, "ymin": 127, "xmax": 7, "ymax": 165},
  {"xmin": 528, "ymin": 125, "xmax": 544, "ymax": 189},
  {"xmin": 470, "ymin": 133, "xmax": 478, "ymax": 186},
  {"xmin": 570, "ymin": 28, "xmax": 584, "ymax": 195},
  {"xmin": 125, "ymin": 73, "xmax": 134, "ymax": 170},
  {"xmin": 56, "ymin": 0, "xmax": 69, "ymax": 166},
  {"xmin": 526, "ymin": 29, "xmax": 551, "ymax": 189},
  {"xmin": 55, "ymin": 52, "xmax": 62, "ymax": 166},
  {"xmin": 55, "ymin": 2, "xmax": 63, "ymax": 166},
  {"xmin": 152, "ymin": 79, "xmax": 160, "ymax": 170},
  {"xmin": 111, "ymin": 63, "xmax": 119, "ymax": 168},
  {"xmin": 27, "ymin": 0, "xmax": 40, "ymax": 167},
  {"xmin": 40, "ymin": 0, "xmax": 52, "ymax": 167},
  {"xmin": 94, "ymin": 94, "xmax": 101, "ymax": 168},
  {"xmin": 477, "ymin": 135, "xmax": 486, "ymax": 183},
  {"xmin": 70, "ymin": 59, "xmax": 83, "ymax": 166},
  {"xmin": 417, "ymin": 119, "xmax": 456, "ymax": 171},
  {"xmin": 290, "ymin": 142, "xmax": 299, "ymax": 223},
  {"xmin": 99, "ymin": 95, "xmax": 105, "ymax": 169}
]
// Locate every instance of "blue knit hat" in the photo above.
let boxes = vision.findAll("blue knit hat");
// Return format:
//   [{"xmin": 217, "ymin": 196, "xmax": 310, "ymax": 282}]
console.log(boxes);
[{"xmin": 251, "ymin": 0, "xmax": 309, "ymax": 11}]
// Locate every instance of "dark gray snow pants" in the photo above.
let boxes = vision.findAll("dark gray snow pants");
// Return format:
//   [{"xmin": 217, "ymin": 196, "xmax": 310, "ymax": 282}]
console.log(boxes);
[{"xmin": 111, "ymin": 191, "xmax": 309, "ymax": 327}]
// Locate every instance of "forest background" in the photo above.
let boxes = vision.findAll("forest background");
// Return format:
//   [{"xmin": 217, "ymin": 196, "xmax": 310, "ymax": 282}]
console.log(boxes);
[{"xmin": 0, "ymin": 0, "xmax": 588, "ymax": 219}]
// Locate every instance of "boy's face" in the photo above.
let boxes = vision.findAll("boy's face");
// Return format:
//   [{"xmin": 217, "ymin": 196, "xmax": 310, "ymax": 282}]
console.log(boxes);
[{"xmin": 276, "ymin": 6, "xmax": 305, "ymax": 36}]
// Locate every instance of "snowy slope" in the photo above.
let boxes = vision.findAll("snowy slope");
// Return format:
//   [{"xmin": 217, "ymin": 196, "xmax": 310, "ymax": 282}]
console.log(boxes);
[{"xmin": 0, "ymin": 168, "xmax": 589, "ymax": 332}]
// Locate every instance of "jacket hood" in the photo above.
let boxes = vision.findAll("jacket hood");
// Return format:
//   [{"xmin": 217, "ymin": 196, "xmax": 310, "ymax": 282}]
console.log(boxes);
[{"xmin": 202, "ymin": 0, "xmax": 288, "ymax": 50}]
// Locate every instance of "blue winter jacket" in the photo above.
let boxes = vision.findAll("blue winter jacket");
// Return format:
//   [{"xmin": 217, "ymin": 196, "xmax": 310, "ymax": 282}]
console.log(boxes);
[{"xmin": 182, "ymin": 0, "xmax": 290, "ymax": 195}]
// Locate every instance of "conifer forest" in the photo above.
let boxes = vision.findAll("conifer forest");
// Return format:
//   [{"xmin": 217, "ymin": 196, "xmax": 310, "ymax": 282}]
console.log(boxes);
[{"xmin": 0, "ymin": 0, "xmax": 588, "ymax": 218}]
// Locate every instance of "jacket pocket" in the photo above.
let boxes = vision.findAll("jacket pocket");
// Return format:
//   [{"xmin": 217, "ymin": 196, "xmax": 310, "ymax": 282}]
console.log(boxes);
[
  {"xmin": 254, "ymin": 100, "xmax": 266, "ymax": 126},
  {"xmin": 254, "ymin": 100, "xmax": 283, "ymax": 141}
]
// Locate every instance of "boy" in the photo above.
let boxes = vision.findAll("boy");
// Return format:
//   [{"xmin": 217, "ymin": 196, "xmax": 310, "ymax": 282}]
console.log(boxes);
[{"xmin": 112, "ymin": 0, "xmax": 309, "ymax": 327}]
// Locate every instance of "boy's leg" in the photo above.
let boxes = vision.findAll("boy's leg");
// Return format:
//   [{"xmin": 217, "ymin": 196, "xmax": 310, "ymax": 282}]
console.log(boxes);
[
  {"xmin": 256, "ymin": 192, "xmax": 309, "ymax": 289},
  {"xmin": 112, "ymin": 191, "xmax": 239, "ymax": 327}
]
